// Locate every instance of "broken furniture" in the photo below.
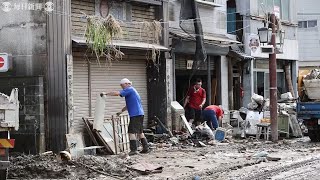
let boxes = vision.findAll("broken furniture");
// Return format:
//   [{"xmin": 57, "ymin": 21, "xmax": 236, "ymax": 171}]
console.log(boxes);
[
  {"xmin": 256, "ymin": 123, "xmax": 271, "ymax": 140},
  {"xmin": 83, "ymin": 115, "xmax": 130, "ymax": 155},
  {"xmin": 88, "ymin": 93, "xmax": 130, "ymax": 155},
  {"xmin": 256, "ymin": 113, "xmax": 291, "ymax": 140}
]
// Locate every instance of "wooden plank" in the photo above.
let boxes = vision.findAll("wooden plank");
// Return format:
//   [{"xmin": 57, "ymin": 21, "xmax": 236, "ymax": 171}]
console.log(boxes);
[
  {"xmin": 131, "ymin": 0, "xmax": 162, "ymax": 6},
  {"xmin": 72, "ymin": 0, "xmax": 94, "ymax": 4},
  {"xmin": 112, "ymin": 117, "xmax": 118, "ymax": 154},
  {"xmin": 132, "ymin": 5, "xmax": 156, "ymax": 12},
  {"xmin": 71, "ymin": 4, "xmax": 95, "ymax": 11},
  {"xmin": 132, "ymin": 13, "xmax": 155, "ymax": 19},
  {"xmin": 132, "ymin": 11, "xmax": 155, "ymax": 17},
  {"xmin": 72, "ymin": 1, "xmax": 95, "ymax": 8},
  {"xmin": 71, "ymin": 10, "xmax": 94, "ymax": 15},
  {"xmin": 71, "ymin": 21, "xmax": 87, "ymax": 26},
  {"xmin": 72, "ymin": 14, "xmax": 89, "ymax": 18},
  {"xmin": 83, "ymin": 118, "xmax": 100, "ymax": 147},
  {"xmin": 181, "ymin": 114, "xmax": 194, "ymax": 135},
  {"xmin": 72, "ymin": 9, "xmax": 94, "ymax": 15}
]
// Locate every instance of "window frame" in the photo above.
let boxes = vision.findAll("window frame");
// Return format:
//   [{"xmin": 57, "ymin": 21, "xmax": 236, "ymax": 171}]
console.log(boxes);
[
  {"xmin": 95, "ymin": 0, "xmax": 127, "ymax": 21},
  {"xmin": 308, "ymin": 20, "xmax": 318, "ymax": 28},
  {"xmin": 298, "ymin": 20, "xmax": 318, "ymax": 28}
]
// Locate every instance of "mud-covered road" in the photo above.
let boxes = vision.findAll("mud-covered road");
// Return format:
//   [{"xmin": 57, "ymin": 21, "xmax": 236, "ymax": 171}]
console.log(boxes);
[{"xmin": 8, "ymin": 137, "xmax": 320, "ymax": 180}]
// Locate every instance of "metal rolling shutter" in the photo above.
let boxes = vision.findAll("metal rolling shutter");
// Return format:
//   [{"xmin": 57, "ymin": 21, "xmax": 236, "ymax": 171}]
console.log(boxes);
[
  {"xmin": 72, "ymin": 58, "xmax": 89, "ymax": 133},
  {"xmin": 90, "ymin": 53, "xmax": 148, "ymax": 127}
]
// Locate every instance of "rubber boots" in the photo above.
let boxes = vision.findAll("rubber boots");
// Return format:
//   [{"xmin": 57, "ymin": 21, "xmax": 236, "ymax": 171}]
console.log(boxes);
[
  {"xmin": 129, "ymin": 140, "xmax": 138, "ymax": 156},
  {"xmin": 140, "ymin": 138, "xmax": 151, "ymax": 154}
]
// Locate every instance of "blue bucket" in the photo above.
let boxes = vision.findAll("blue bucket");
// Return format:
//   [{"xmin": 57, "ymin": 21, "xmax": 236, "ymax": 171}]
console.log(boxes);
[{"xmin": 215, "ymin": 128, "xmax": 226, "ymax": 142}]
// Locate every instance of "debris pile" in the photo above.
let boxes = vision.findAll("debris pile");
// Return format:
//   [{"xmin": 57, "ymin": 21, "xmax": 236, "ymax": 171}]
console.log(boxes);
[
  {"xmin": 238, "ymin": 92, "xmax": 302, "ymax": 138},
  {"xmin": 302, "ymin": 69, "xmax": 320, "ymax": 100},
  {"xmin": 278, "ymin": 92, "xmax": 302, "ymax": 138},
  {"xmin": 304, "ymin": 69, "xmax": 320, "ymax": 80},
  {"xmin": 247, "ymin": 93, "xmax": 269, "ymax": 111},
  {"xmin": 9, "ymin": 154, "xmax": 71, "ymax": 179},
  {"xmin": 9, "ymin": 153, "xmax": 139, "ymax": 179}
]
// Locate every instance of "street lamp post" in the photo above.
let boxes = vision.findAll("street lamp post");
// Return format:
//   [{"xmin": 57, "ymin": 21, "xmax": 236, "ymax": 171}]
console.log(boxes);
[
  {"xmin": 258, "ymin": 13, "xmax": 281, "ymax": 142},
  {"xmin": 269, "ymin": 13, "xmax": 278, "ymax": 142}
]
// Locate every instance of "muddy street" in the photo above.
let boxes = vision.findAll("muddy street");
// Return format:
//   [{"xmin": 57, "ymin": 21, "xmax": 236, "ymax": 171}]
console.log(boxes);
[{"xmin": 7, "ymin": 137, "xmax": 320, "ymax": 180}]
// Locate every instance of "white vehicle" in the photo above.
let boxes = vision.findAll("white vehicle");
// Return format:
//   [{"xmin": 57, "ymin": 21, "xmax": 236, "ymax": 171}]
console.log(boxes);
[{"xmin": 0, "ymin": 89, "xmax": 19, "ymax": 179}]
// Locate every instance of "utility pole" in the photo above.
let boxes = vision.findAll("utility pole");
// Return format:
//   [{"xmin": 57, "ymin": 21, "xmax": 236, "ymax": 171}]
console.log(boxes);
[{"xmin": 269, "ymin": 13, "xmax": 278, "ymax": 142}]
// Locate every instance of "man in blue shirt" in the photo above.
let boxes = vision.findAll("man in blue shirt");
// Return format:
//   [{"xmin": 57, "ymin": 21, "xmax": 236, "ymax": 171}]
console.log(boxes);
[{"xmin": 106, "ymin": 78, "xmax": 150, "ymax": 155}]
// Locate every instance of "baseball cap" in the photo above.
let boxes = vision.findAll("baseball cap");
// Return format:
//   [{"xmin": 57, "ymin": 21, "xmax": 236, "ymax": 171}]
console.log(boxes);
[{"xmin": 120, "ymin": 78, "xmax": 132, "ymax": 85}]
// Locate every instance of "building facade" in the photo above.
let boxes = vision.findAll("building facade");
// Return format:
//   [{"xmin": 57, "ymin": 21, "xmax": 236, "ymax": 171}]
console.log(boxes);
[
  {"xmin": 69, "ymin": 0, "xmax": 169, "ymax": 136},
  {"xmin": 233, "ymin": 0, "xmax": 299, "ymax": 106},
  {"xmin": 168, "ymin": 0, "xmax": 239, "ymax": 112},
  {"xmin": 0, "ymin": 0, "xmax": 170, "ymax": 152},
  {"xmin": 297, "ymin": 0, "xmax": 320, "ymax": 69}
]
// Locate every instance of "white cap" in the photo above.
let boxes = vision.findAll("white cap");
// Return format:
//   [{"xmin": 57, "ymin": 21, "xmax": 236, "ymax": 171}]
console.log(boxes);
[{"xmin": 120, "ymin": 78, "xmax": 132, "ymax": 85}]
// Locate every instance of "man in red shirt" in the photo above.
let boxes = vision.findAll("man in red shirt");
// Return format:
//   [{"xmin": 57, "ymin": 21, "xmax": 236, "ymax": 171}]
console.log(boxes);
[
  {"xmin": 184, "ymin": 79, "xmax": 206, "ymax": 125},
  {"xmin": 202, "ymin": 105, "xmax": 224, "ymax": 129}
]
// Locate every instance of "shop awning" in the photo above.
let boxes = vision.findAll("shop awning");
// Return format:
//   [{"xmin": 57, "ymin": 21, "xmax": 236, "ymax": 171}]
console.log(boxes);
[
  {"xmin": 72, "ymin": 36, "xmax": 169, "ymax": 51},
  {"xmin": 169, "ymin": 28, "xmax": 240, "ymax": 46},
  {"xmin": 170, "ymin": 28, "xmax": 241, "ymax": 55},
  {"xmin": 229, "ymin": 45, "xmax": 255, "ymax": 60}
]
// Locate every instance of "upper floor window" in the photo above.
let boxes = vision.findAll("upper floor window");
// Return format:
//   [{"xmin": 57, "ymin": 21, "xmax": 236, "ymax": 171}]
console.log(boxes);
[
  {"xmin": 298, "ymin": 20, "xmax": 318, "ymax": 28},
  {"xmin": 258, "ymin": 0, "xmax": 290, "ymax": 21},
  {"xmin": 95, "ymin": 0, "xmax": 126, "ymax": 21}
]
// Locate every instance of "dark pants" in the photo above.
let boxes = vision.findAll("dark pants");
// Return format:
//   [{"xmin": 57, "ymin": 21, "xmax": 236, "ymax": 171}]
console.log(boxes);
[
  {"xmin": 186, "ymin": 107, "xmax": 202, "ymax": 123},
  {"xmin": 202, "ymin": 109, "xmax": 218, "ymax": 129}
]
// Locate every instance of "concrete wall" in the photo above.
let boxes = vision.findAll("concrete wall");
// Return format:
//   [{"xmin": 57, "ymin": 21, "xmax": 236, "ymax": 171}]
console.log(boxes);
[
  {"xmin": 297, "ymin": 0, "xmax": 320, "ymax": 63},
  {"xmin": 0, "ymin": 0, "xmax": 47, "ymax": 76},
  {"xmin": 0, "ymin": 0, "xmax": 47, "ymax": 153}
]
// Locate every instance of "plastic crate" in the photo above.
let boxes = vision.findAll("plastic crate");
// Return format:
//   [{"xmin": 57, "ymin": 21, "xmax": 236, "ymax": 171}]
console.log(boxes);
[{"xmin": 278, "ymin": 114, "xmax": 290, "ymax": 137}]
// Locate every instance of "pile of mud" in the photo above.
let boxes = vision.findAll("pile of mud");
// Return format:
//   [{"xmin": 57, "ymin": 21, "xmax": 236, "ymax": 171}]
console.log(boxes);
[
  {"xmin": 8, "ymin": 154, "xmax": 137, "ymax": 179},
  {"xmin": 9, "ymin": 154, "xmax": 71, "ymax": 179}
]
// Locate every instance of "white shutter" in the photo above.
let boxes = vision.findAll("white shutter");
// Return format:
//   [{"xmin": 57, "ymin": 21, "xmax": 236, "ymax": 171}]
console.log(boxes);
[
  {"xmin": 72, "ymin": 57, "xmax": 89, "ymax": 133},
  {"xmin": 72, "ymin": 51, "xmax": 149, "ymax": 132},
  {"xmin": 90, "ymin": 59, "xmax": 148, "ymax": 127}
]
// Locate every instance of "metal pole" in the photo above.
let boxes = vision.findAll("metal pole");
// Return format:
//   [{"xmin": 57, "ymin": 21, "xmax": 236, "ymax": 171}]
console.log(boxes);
[
  {"xmin": 207, "ymin": 56, "xmax": 212, "ymax": 105},
  {"xmin": 269, "ymin": 13, "xmax": 278, "ymax": 142}
]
